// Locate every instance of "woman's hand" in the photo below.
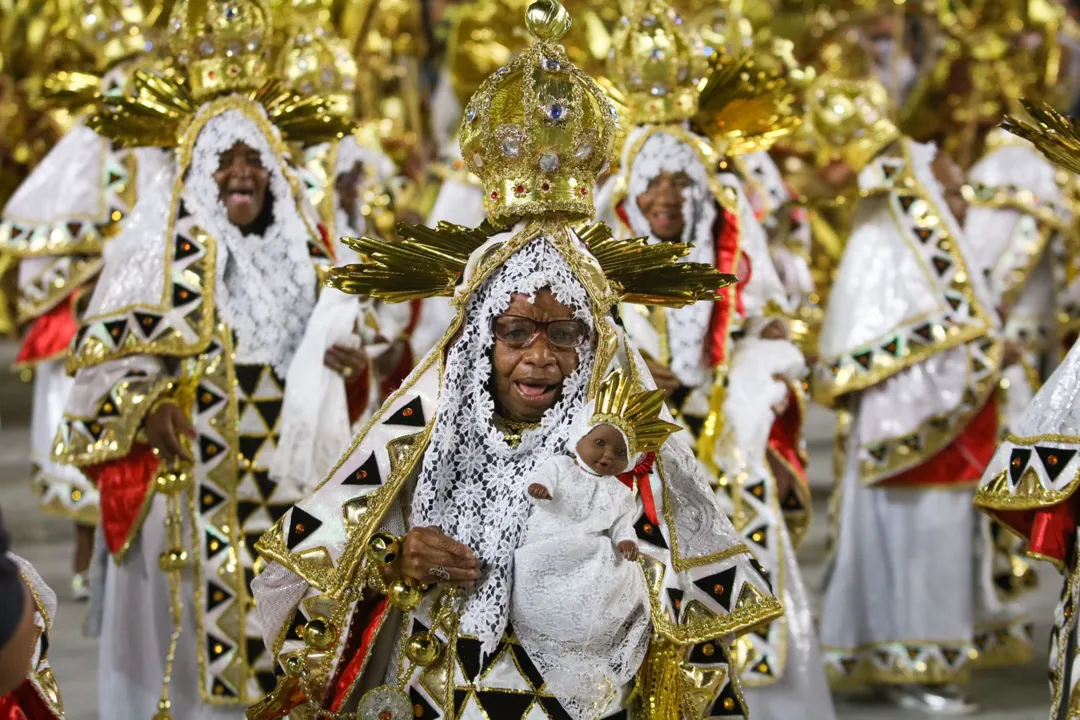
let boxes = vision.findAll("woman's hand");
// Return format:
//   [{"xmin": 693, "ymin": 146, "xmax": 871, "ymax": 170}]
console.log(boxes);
[
  {"xmin": 617, "ymin": 540, "xmax": 639, "ymax": 562},
  {"xmin": 373, "ymin": 337, "xmax": 408, "ymax": 378},
  {"xmin": 146, "ymin": 402, "xmax": 194, "ymax": 462},
  {"xmin": 324, "ymin": 344, "xmax": 369, "ymax": 380},
  {"xmin": 528, "ymin": 483, "xmax": 551, "ymax": 500},
  {"xmin": 384, "ymin": 526, "xmax": 480, "ymax": 589},
  {"xmin": 644, "ymin": 359, "xmax": 679, "ymax": 398}
]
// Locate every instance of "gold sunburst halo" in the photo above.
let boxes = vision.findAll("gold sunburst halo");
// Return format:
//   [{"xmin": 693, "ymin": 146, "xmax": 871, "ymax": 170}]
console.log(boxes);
[{"xmin": 1002, "ymin": 100, "xmax": 1080, "ymax": 176}]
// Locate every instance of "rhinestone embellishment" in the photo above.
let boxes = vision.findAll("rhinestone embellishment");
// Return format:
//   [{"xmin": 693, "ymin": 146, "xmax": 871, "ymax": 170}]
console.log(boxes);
[{"xmin": 539, "ymin": 153, "xmax": 560, "ymax": 173}]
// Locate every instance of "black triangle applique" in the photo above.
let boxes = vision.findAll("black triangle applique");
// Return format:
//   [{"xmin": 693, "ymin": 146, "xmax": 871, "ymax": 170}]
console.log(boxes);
[
  {"xmin": 107, "ymin": 170, "xmax": 123, "ymax": 186},
  {"xmin": 946, "ymin": 295, "xmax": 963, "ymax": 311},
  {"xmin": 234, "ymin": 365, "xmax": 264, "ymax": 398},
  {"xmin": 171, "ymin": 231, "xmax": 196, "ymax": 260},
  {"xmin": 914, "ymin": 227, "xmax": 934, "ymax": 242},
  {"xmin": 747, "ymin": 480, "xmax": 766, "ymax": 500},
  {"xmin": 602, "ymin": 711, "xmax": 629, "ymax": 720},
  {"xmin": 709, "ymin": 680, "xmax": 746, "ymax": 717},
  {"xmin": 874, "ymin": 650, "xmax": 891, "ymax": 665},
  {"xmin": 236, "ymin": 501, "xmax": 259, "ymax": 526},
  {"xmin": 244, "ymin": 532, "xmax": 264, "ymax": 561},
  {"xmin": 511, "ymin": 643, "xmax": 545, "ymax": 690},
  {"xmin": 308, "ymin": 241, "xmax": 330, "ymax": 260},
  {"xmin": 456, "ymin": 636, "xmax": 483, "ymax": 683},
  {"xmin": 74, "ymin": 324, "xmax": 88, "ymax": 348},
  {"xmin": 781, "ymin": 488, "xmax": 802, "ymax": 510},
  {"xmin": 286, "ymin": 507, "xmax": 322, "ymax": 550},
  {"xmin": 852, "ymin": 351, "xmax": 873, "ymax": 370},
  {"xmin": 906, "ymin": 646, "xmax": 922, "ymax": 661},
  {"xmin": 475, "ymin": 690, "xmax": 534, "ymax": 720},
  {"xmin": 667, "ymin": 587, "xmax": 685, "ymax": 617},
  {"xmin": 453, "ymin": 690, "xmax": 470, "ymax": 718},
  {"xmin": 206, "ymin": 582, "xmax": 233, "ymax": 613},
  {"xmin": 634, "ymin": 513, "xmax": 667, "ymax": 549},
  {"xmin": 103, "ymin": 319, "xmax": 127, "ymax": 345},
  {"xmin": 384, "ymin": 396, "xmax": 425, "ymax": 427},
  {"xmin": 748, "ymin": 524, "xmax": 769, "ymax": 550},
  {"xmin": 693, "ymin": 567, "xmax": 738, "ymax": 611},
  {"xmin": 901, "ymin": 435, "xmax": 922, "ymax": 452},
  {"xmin": 286, "ymin": 607, "xmax": 308, "ymax": 643},
  {"xmin": 899, "ymin": 195, "xmax": 916, "ymax": 212},
  {"xmin": 538, "ymin": 696, "xmax": 574, "ymax": 720},
  {"xmin": 840, "ymin": 657, "xmax": 858, "ymax": 675},
  {"xmin": 97, "ymin": 397, "xmax": 120, "ymax": 418},
  {"xmin": 171, "ymin": 281, "xmax": 200, "ymax": 308},
  {"xmin": 748, "ymin": 558, "xmax": 772, "ymax": 590},
  {"xmin": 1036, "ymin": 447, "xmax": 1077, "ymax": 481},
  {"xmin": 408, "ymin": 688, "xmax": 439, "ymax": 720},
  {"xmin": 246, "ymin": 636, "xmax": 266, "ymax": 663},
  {"xmin": 67, "ymin": 221, "xmax": 83, "ymax": 237},
  {"xmin": 255, "ymin": 399, "xmax": 284, "ymax": 431},
  {"xmin": 255, "ymin": 671, "xmax": 277, "ymax": 695},
  {"xmin": 8, "ymin": 224, "xmax": 21, "ymax": 239},
  {"xmin": 752, "ymin": 656, "xmax": 773, "ymax": 676},
  {"xmin": 196, "ymin": 385, "xmax": 225, "ymax": 414},
  {"xmin": 913, "ymin": 323, "xmax": 935, "ymax": 342},
  {"xmin": 688, "ymin": 641, "xmax": 724, "ymax": 665},
  {"xmin": 177, "ymin": 201, "xmax": 191, "ymax": 219},
  {"xmin": 1008, "ymin": 447, "xmax": 1033, "ymax": 484},
  {"xmin": 972, "ymin": 355, "xmax": 987, "ymax": 373},
  {"xmin": 480, "ymin": 638, "xmax": 507, "ymax": 677},
  {"xmin": 882, "ymin": 164, "xmax": 899, "ymax": 179},
  {"xmin": 267, "ymin": 503, "xmax": 291, "ymax": 523},
  {"xmin": 244, "ymin": 567, "xmax": 255, "ymax": 595},
  {"xmin": 199, "ymin": 486, "xmax": 225, "ymax": 514},
  {"xmin": 205, "ymin": 530, "xmax": 228, "ymax": 560},
  {"xmin": 253, "ymin": 470, "xmax": 276, "ymax": 502},
  {"xmin": 868, "ymin": 445, "xmax": 888, "ymax": 462},
  {"xmin": 238, "ymin": 436, "xmax": 267, "ymax": 468},
  {"xmin": 411, "ymin": 617, "xmax": 429, "ymax": 636},
  {"xmin": 343, "ymin": 453, "xmax": 382, "ymax": 486},
  {"xmin": 210, "ymin": 678, "xmax": 237, "ymax": 698},
  {"xmin": 132, "ymin": 312, "xmax": 162, "ymax": 338},
  {"xmin": 932, "ymin": 256, "xmax": 953, "ymax": 276},
  {"xmin": 882, "ymin": 338, "xmax": 900, "ymax": 356},
  {"xmin": 198, "ymin": 435, "xmax": 225, "ymax": 463}
]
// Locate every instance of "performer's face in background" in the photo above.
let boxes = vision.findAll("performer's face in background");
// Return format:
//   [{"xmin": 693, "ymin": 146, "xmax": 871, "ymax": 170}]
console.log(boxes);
[
  {"xmin": 491, "ymin": 288, "xmax": 583, "ymax": 424},
  {"xmin": 335, "ymin": 160, "xmax": 365, "ymax": 226},
  {"xmin": 637, "ymin": 171, "xmax": 692, "ymax": 242},
  {"xmin": 214, "ymin": 142, "xmax": 270, "ymax": 230},
  {"xmin": 576, "ymin": 424, "xmax": 629, "ymax": 475}
]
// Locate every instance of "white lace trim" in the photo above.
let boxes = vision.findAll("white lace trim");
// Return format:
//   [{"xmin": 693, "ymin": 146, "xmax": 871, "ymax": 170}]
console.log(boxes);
[
  {"xmin": 410, "ymin": 236, "xmax": 596, "ymax": 652},
  {"xmin": 180, "ymin": 109, "xmax": 317, "ymax": 376},
  {"xmin": 623, "ymin": 130, "xmax": 717, "ymax": 388}
]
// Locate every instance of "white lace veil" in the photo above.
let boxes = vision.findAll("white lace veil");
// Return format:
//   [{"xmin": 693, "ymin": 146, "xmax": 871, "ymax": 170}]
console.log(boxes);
[
  {"xmin": 181, "ymin": 109, "xmax": 317, "ymax": 375},
  {"xmin": 623, "ymin": 129, "xmax": 717, "ymax": 387},
  {"xmin": 410, "ymin": 237, "xmax": 596, "ymax": 652}
]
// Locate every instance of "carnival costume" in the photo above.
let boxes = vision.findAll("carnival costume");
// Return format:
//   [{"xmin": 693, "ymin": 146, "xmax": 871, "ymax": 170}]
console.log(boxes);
[
  {"xmin": 0, "ymin": 0, "xmax": 163, "ymax": 532},
  {"xmin": 974, "ymin": 100, "xmax": 1080, "ymax": 719},
  {"xmin": 810, "ymin": 76, "xmax": 1032, "ymax": 693},
  {"xmin": 248, "ymin": 3, "xmax": 780, "ymax": 718},
  {"xmin": 593, "ymin": 3, "xmax": 830, "ymax": 717},
  {"xmin": 49, "ymin": 0, "xmax": 356, "ymax": 715}
]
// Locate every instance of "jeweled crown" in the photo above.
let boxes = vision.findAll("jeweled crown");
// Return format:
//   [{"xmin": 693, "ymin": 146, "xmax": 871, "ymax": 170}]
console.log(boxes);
[
  {"xmin": 275, "ymin": 0, "xmax": 358, "ymax": 114},
  {"xmin": 802, "ymin": 75, "xmax": 898, "ymax": 172},
  {"xmin": 71, "ymin": 0, "xmax": 152, "ymax": 72},
  {"xmin": 458, "ymin": 0, "xmax": 619, "ymax": 225},
  {"xmin": 169, "ymin": 0, "xmax": 273, "ymax": 103},
  {"xmin": 608, "ymin": 0, "xmax": 707, "ymax": 126}
]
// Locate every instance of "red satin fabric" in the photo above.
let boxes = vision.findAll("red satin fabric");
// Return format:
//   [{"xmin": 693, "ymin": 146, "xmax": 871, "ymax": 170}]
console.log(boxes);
[
  {"xmin": 618, "ymin": 452, "xmax": 658, "ymax": 525},
  {"xmin": 768, "ymin": 388, "xmax": 808, "ymax": 484},
  {"xmin": 15, "ymin": 296, "xmax": 78, "ymax": 365},
  {"xmin": 0, "ymin": 679, "xmax": 58, "ymax": 719},
  {"xmin": 995, "ymin": 500, "xmax": 1078, "ymax": 566},
  {"xmin": 709, "ymin": 208, "xmax": 745, "ymax": 368},
  {"xmin": 84, "ymin": 443, "xmax": 160, "ymax": 556},
  {"xmin": 883, "ymin": 397, "xmax": 998, "ymax": 488},
  {"xmin": 318, "ymin": 224, "xmax": 335, "ymax": 263},
  {"xmin": 330, "ymin": 597, "xmax": 389, "ymax": 712},
  {"xmin": 379, "ymin": 343, "xmax": 414, "ymax": 402},
  {"xmin": 345, "ymin": 372, "xmax": 371, "ymax": 425}
]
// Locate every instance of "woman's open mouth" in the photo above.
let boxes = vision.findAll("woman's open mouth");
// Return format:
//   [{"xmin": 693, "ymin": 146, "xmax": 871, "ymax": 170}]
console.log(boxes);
[
  {"xmin": 227, "ymin": 188, "xmax": 255, "ymax": 206},
  {"xmin": 513, "ymin": 381, "xmax": 559, "ymax": 406}
]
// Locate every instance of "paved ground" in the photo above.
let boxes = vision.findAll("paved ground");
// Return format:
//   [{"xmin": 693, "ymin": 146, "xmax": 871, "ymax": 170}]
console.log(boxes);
[{"xmin": 0, "ymin": 342, "xmax": 1060, "ymax": 718}]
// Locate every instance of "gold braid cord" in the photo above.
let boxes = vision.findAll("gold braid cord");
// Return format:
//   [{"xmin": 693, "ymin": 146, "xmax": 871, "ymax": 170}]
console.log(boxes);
[
  {"xmin": 87, "ymin": 70, "xmax": 354, "ymax": 150},
  {"xmin": 1003, "ymin": 100, "xmax": 1080, "ymax": 176}
]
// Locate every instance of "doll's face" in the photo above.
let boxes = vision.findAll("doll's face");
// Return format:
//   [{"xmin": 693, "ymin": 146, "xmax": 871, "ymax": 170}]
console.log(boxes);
[{"xmin": 576, "ymin": 424, "xmax": 629, "ymax": 475}]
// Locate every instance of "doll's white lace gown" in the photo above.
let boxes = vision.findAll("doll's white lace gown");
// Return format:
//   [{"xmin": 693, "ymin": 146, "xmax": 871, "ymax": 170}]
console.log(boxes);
[{"xmin": 511, "ymin": 454, "xmax": 651, "ymax": 720}]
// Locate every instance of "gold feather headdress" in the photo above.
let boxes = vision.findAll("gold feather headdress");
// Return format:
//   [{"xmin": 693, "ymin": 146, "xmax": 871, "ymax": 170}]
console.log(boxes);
[
  {"xmin": 589, "ymin": 369, "xmax": 682, "ymax": 455},
  {"xmin": 83, "ymin": 0, "xmax": 353, "ymax": 150}
]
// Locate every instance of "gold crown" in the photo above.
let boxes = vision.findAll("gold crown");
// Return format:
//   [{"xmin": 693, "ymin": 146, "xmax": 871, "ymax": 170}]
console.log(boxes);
[
  {"xmin": 275, "ymin": 0, "xmax": 358, "ymax": 115},
  {"xmin": 591, "ymin": 369, "xmax": 682, "ymax": 456},
  {"xmin": 802, "ymin": 75, "xmax": 898, "ymax": 172},
  {"xmin": 458, "ymin": 0, "xmax": 619, "ymax": 225},
  {"xmin": 608, "ymin": 0, "xmax": 707, "ymax": 125},
  {"xmin": 169, "ymin": 0, "xmax": 273, "ymax": 102},
  {"xmin": 445, "ymin": 0, "xmax": 533, "ymax": 107},
  {"xmin": 69, "ymin": 0, "xmax": 153, "ymax": 73}
]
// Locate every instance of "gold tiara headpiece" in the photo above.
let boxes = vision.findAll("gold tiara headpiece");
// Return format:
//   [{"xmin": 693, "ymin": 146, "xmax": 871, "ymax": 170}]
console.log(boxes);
[{"xmin": 591, "ymin": 369, "xmax": 682, "ymax": 456}]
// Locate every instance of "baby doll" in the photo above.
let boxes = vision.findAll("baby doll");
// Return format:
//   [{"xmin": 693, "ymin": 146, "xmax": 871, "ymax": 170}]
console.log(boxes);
[{"xmin": 511, "ymin": 371, "xmax": 681, "ymax": 720}]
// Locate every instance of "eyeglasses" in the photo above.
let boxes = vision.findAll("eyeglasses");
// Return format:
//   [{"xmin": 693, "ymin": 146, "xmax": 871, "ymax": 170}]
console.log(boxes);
[{"xmin": 491, "ymin": 315, "xmax": 589, "ymax": 350}]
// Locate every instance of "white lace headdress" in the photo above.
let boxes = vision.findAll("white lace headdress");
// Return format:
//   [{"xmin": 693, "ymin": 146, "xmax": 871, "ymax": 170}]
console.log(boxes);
[
  {"xmin": 180, "ymin": 109, "xmax": 318, "ymax": 376},
  {"xmin": 410, "ymin": 236, "xmax": 596, "ymax": 651},
  {"xmin": 622, "ymin": 129, "xmax": 718, "ymax": 387}
]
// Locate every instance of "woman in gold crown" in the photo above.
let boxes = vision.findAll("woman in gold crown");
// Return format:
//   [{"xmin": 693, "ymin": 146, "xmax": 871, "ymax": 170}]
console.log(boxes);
[
  {"xmin": 248, "ymin": 2, "xmax": 780, "ymax": 718},
  {"xmin": 0, "ymin": 0, "xmax": 165, "ymax": 601},
  {"xmin": 808, "ymin": 73, "xmax": 1033, "ymax": 713},
  {"xmin": 50, "ymin": 0, "xmax": 368, "ymax": 716},
  {"xmin": 594, "ymin": 2, "xmax": 833, "ymax": 718}
]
